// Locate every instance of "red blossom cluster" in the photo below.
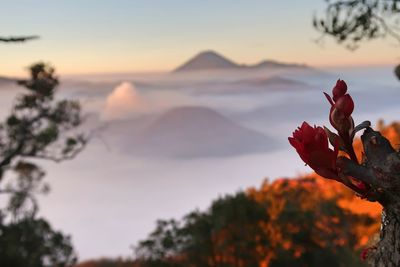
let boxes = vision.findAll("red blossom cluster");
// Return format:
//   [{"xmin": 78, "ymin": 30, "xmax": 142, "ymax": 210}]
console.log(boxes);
[
  {"xmin": 289, "ymin": 80, "xmax": 369, "ymax": 195},
  {"xmin": 288, "ymin": 122, "xmax": 339, "ymax": 179}
]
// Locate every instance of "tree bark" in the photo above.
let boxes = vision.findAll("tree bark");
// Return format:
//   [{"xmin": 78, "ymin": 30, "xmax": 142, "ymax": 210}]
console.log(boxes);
[
  {"xmin": 368, "ymin": 207, "xmax": 400, "ymax": 267},
  {"xmin": 338, "ymin": 127, "xmax": 400, "ymax": 266}
]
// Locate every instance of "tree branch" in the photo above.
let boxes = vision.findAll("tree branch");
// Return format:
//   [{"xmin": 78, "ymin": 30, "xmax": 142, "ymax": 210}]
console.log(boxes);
[
  {"xmin": 337, "ymin": 156, "xmax": 379, "ymax": 186},
  {"xmin": 0, "ymin": 36, "xmax": 39, "ymax": 43}
]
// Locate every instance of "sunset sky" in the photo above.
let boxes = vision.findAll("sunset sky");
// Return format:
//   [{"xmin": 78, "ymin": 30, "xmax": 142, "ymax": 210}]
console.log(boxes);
[{"xmin": 1, "ymin": 0, "xmax": 399, "ymax": 76}]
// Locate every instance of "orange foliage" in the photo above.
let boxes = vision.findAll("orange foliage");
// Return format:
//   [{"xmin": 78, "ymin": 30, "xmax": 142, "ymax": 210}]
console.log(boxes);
[{"xmin": 247, "ymin": 174, "xmax": 381, "ymax": 265}]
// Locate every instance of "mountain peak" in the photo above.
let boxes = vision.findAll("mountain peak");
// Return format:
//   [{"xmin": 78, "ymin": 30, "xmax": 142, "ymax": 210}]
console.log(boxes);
[
  {"xmin": 195, "ymin": 50, "xmax": 226, "ymax": 58},
  {"xmin": 173, "ymin": 50, "xmax": 239, "ymax": 72},
  {"xmin": 173, "ymin": 50, "xmax": 310, "ymax": 73}
]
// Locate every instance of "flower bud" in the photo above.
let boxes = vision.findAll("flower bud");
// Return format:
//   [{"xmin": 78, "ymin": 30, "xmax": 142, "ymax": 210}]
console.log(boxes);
[
  {"xmin": 325, "ymin": 80, "xmax": 355, "ymax": 136},
  {"xmin": 332, "ymin": 79, "xmax": 347, "ymax": 102},
  {"xmin": 329, "ymin": 105, "xmax": 354, "ymax": 135},
  {"xmin": 335, "ymin": 94, "xmax": 354, "ymax": 116}
]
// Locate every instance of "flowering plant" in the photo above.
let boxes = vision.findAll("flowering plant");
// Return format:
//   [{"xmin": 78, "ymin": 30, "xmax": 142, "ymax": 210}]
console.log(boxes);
[
  {"xmin": 289, "ymin": 80, "xmax": 369, "ymax": 195},
  {"xmin": 289, "ymin": 79, "xmax": 400, "ymax": 265}
]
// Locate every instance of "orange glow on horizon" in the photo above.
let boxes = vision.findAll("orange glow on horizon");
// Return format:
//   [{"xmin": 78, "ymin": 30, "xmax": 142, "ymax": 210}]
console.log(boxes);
[{"xmin": 1, "ymin": 39, "xmax": 398, "ymax": 77}]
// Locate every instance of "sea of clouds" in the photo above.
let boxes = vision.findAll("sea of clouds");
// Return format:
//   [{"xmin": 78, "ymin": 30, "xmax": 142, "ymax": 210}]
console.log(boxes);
[{"xmin": 0, "ymin": 66, "xmax": 398, "ymax": 260}]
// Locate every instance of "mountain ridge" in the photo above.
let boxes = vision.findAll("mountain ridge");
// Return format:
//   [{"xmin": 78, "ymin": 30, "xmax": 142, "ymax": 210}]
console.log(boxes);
[
  {"xmin": 0, "ymin": 76, "xmax": 16, "ymax": 85},
  {"xmin": 174, "ymin": 50, "xmax": 309, "ymax": 72}
]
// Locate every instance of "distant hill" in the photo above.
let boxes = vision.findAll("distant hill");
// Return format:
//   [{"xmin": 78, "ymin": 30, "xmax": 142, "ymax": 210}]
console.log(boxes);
[
  {"xmin": 173, "ymin": 50, "xmax": 309, "ymax": 72},
  {"xmin": 0, "ymin": 76, "xmax": 15, "ymax": 85},
  {"xmin": 250, "ymin": 60, "xmax": 308, "ymax": 69},
  {"xmin": 120, "ymin": 106, "xmax": 277, "ymax": 158}
]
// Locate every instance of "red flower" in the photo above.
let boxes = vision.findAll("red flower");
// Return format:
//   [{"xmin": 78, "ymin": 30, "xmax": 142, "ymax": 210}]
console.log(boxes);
[
  {"xmin": 324, "ymin": 80, "xmax": 354, "ymax": 135},
  {"xmin": 332, "ymin": 79, "xmax": 347, "ymax": 102},
  {"xmin": 288, "ymin": 122, "xmax": 339, "ymax": 179}
]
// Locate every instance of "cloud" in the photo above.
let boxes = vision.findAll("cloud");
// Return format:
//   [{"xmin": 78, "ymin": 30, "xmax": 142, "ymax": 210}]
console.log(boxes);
[{"xmin": 102, "ymin": 82, "xmax": 146, "ymax": 120}]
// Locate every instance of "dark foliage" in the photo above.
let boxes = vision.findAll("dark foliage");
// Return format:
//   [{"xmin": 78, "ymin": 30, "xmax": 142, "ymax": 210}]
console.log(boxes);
[
  {"xmin": 0, "ymin": 36, "xmax": 39, "ymax": 43},
  {"xmin": 314, "ymin": 0, "xmax": 400, "ymax": 50},
  {"xmin": 0, "ymin": 62, "xmax": 86, "ymax": 220},
  {"xmin": 0, "ymin": 216, "xmax": 77, "ymax": 267},
  {"xmin": 0, "ymin": 62, "xmax": 86, "ymax": 266}
]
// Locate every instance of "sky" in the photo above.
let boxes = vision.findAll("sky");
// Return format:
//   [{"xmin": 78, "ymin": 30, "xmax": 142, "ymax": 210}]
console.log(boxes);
[{"xmin": 1, "ymin": 0, "xmax": 399, "ymax": 76}]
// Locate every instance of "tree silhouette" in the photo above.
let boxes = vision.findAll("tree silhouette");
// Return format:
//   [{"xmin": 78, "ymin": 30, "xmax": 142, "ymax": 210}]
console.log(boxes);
[
  {"xmin": 314, "ymin": 0, "xmax": 400, "ymax": 49},
  {"xmin": 314, "ymin": 0, "xmax": 400, "ymax": 79},
  {"xmin": 0, "ymin": 62, "xmax": 86, "ymax": 220},
  {"xmin": 0, "ymin": 217, "xmax": 77, "ymax": 266},
  {"xmin": 0, "ymin": 62, "xmax": 86, "ymax": 266}
]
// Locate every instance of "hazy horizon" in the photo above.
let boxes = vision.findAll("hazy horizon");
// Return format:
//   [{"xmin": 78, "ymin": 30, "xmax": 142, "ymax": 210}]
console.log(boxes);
[
  {"xmin": 1, "ymin": 49, "xmax": 398, "ymax": 78},
  {"xmin": 1, "ymin": 0, "xmax": 400, "ymax": 76}
]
